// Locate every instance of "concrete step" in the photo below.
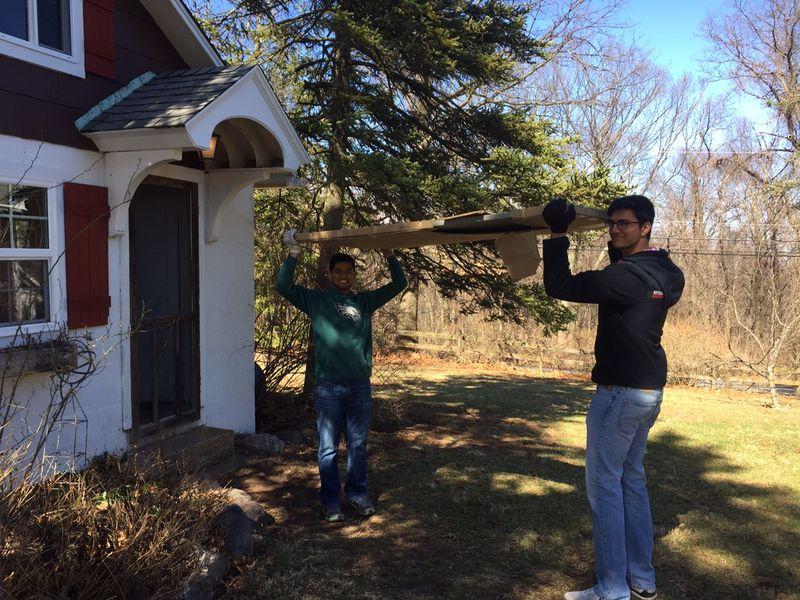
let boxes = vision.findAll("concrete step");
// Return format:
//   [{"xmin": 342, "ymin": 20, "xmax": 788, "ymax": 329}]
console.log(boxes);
[{"xmin": 130, "ymin": 426, "xmax": 234, "ymax": 475}]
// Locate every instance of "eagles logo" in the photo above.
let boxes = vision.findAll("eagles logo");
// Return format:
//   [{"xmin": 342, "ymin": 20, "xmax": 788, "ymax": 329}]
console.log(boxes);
[{"xmin": 336, "ymin": 303, "xmax": 361, "ymax": 322}]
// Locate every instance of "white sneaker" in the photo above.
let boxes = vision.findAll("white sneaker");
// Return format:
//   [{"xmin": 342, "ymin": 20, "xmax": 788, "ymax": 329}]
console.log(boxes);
[{"xmin": 564, "ymin": 589, "xmax": 601, "ymax": 600}]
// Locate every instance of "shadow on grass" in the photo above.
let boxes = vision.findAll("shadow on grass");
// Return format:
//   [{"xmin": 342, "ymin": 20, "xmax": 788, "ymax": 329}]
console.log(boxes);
[{"xmin": 227, "ymin": 374, "xmax": 800, "ymax": 600}]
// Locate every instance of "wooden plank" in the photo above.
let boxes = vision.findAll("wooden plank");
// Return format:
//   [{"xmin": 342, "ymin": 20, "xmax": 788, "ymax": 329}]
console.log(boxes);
[{"xmin": 294, "ymin": 205, "xmax": 607, "ymax": 249}]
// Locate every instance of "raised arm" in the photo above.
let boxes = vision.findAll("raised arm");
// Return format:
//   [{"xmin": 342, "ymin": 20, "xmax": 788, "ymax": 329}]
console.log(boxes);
[
  {"xmin": 361, "ymin": 250, "xmax": 408, "ymax": 313},
  {"xmin": 542, "ymin": 236, "xmax": 642, "ymax": 304},
  {"xmin": 274, "ymin": 230, "xmax": 315, "ymax": 314}
]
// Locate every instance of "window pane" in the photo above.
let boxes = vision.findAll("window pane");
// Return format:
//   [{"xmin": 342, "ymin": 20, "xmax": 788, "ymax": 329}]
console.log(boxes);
[
  {"xmin": 13, "ymin": 218, "xmax": 48, "ymax": 248},
  {"xmin": 0, "ymin": 184, "xmax": 10, "ymax": 215},
  {"xmin": 0, "ymin": 1, "xmax": 29, "ymax": 41},
  {"xmin": 11, "ymin": 287, "xmax": 46, "ymax": 323},
  {"xmin": 11, "ymin": 186, "xmax": 46, "ymax": 217},
  {"xmin": 0, "ymin": 262, "xmax": 9, "ymax": 290},
  {"xmin": 0, "ymin": 217, "xmax": 9, "ymax": 249},
  {"xmin": 0, "ymin": 292, "xmax": 9, "ymax": 324},
  {"xmin": 0, "ymin": 260, "xmax": 48, "ymax": 325},
  {"xmin": 11, "ymin": 260, "xmax": 46, "ymax": 288},
  {"xmin": 37, "ymin": 0, "xmax": 70, "ymax": 53}
]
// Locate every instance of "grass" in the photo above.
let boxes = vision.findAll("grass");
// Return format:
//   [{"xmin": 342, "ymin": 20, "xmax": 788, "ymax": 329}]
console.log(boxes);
[{"xmin": 226, "ymin": 360, "xmax": 800, "ymax": 599}]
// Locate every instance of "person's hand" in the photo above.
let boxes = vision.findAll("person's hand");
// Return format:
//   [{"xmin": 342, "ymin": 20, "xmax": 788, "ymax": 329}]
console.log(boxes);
[
  {"xmin": 380, "ymin": 248, "xmax": 395, "ymax": 258},
  {"xmin": 283, "ymin": 229, "xmax": 301, "ymax": 257},
  {"xmin": 542, "ymin": 197, "xmax": 576, "ymax": 234},
  {"xmin": 607, "ymin": 240, "xmax": 622, "ymax": 264}
]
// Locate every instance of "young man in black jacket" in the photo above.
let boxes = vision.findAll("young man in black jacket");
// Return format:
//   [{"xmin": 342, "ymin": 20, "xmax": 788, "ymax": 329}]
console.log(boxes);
[{"xmin": 541, "ymin": 195, "xmax": 685, "ymax": 600}]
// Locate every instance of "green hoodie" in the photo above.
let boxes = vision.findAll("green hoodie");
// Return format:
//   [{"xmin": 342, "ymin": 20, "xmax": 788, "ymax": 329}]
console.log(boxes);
[{"xmin": 275, "ymin": 255, "xmax": 407, "ymax": 382}]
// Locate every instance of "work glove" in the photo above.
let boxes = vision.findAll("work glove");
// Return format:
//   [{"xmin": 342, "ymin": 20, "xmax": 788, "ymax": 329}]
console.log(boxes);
[
  {"xmin": 607, "ymin": 240, "xmax": 622, "ymax": 264},
  {"xmin": 283, "ymin": 229, "xmax": 301, "ymax": 257},
  {"xmin": 542, "ymin": 197, "xmax": 576, "ymax": 234}
]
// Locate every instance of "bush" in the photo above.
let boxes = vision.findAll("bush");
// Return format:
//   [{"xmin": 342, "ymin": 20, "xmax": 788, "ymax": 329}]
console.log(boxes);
[{"xmin": 0, "ymin": 455, "xmax": 223, "ymax": 599}]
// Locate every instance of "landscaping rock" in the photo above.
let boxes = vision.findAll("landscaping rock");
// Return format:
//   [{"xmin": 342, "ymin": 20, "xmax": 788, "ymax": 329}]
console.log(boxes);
[
  {"xmin": 180, "ymin": 548, "xmax": 231, "ymax": 600},
  {"xmin": 216, "ymin": 488, "xmax": 274, "ymax": 559},
  {"xmin": 224, "ymin": 488, "xmax": 273, "ymax": 527},
  {"xmin": 218, "ymin": 504, "xmax": 254, "ymax": 558},
  {"xmin": 276, "ymin": 429, "xmax": 304, "ymax": 445},
  {"xmin": 235, "ymin": 433, "xmax": 284, "ymax": 454}
]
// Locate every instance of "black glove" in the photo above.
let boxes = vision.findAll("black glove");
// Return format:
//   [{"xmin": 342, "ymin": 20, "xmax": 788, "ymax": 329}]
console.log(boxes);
[
  {"xmin": 542, "ymin": 197, "xmax": 576, "ymax": 233},
  {"xmin": 607, "ymin": 240, "xmax": 622, "ymax": 263}
]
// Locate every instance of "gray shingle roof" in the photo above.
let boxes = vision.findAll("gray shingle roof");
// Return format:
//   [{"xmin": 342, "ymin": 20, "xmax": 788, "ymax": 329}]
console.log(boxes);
[{"xmin": 78, "ymin": 65, "xmax": 254, "ymax": 133}]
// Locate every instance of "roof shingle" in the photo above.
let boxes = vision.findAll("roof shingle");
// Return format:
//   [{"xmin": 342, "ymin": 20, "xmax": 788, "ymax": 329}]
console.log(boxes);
[{"xmin": 77, "ymin": 64, "xmax": 254, "ymax": 133}]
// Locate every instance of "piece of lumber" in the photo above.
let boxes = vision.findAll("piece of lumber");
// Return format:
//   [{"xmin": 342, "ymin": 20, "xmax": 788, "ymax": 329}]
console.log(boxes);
[{"xmin": 294, "ymin": 205, "xmax": 606, "ymax": 249}]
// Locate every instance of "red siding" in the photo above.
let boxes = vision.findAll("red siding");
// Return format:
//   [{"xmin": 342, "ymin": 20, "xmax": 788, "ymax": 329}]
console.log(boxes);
[
  {"xmin": 84, "ymin": 0, "xmax": 116, "ymax": 79},
  {"xmin": 64, "ymin": 182, "xmax": 111, "ymax": 329},
  {"xmin": 0, "ymin": 0, "xmax": 189, "ymax": 150}
]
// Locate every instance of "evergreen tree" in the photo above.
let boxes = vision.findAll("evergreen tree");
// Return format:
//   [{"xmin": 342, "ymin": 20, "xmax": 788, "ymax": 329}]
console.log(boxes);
[{"xmin": 194, "ymin": 0, "xmax": 624, "ymax": 390}]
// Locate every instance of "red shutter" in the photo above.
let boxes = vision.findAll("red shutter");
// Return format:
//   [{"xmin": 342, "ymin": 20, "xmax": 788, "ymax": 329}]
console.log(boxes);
[
  {"xmin": 84, "ymin": 0, "xmax": 115, "ymax": 79},
  {"xmin": 64, "ymin": 183, "xmax": 111, "ymax": 329}
]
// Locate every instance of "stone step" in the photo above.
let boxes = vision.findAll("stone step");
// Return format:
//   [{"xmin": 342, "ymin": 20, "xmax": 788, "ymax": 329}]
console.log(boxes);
[{"xmin": 130, "ymin": 426, "xmax": 234, "ymax": 475}]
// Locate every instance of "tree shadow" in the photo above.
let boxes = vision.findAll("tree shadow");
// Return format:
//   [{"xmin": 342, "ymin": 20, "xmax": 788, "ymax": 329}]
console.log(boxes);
[{"xmin": 225, "ymin": 373, "xmax": 800, "ymax": 599}]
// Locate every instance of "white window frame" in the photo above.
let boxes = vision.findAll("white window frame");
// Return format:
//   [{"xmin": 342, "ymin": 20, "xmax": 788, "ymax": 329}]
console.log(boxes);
[
  {"xmin": 0, "ymin": 0, "xmax": 85, "ymax": 78},
  {"xmin": 0, "ymin": 177, "xmax": 64, "ymax": 337}
]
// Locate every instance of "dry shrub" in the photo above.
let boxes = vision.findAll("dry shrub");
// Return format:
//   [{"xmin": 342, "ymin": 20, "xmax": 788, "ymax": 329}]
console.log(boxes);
[{"xmin": 0, "ymin": 454, "xmax": 224, "ymax": 599}]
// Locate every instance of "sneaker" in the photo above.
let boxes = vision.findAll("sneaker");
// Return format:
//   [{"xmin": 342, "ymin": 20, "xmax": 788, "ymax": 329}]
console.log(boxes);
[
  {"xmin": 564, "ymin": 589, "xmax": 601, "ymax": 600},
  {"xmin": 631, "ymin": 588, "xmax": 657, "ymax": 600},
  {"xmin": 347, "ymin": 495, "xmax": 376, "ymax": 517},
  {"xmin": 323, "ymin": 506, "xmax": 345, "ymax": 522}
]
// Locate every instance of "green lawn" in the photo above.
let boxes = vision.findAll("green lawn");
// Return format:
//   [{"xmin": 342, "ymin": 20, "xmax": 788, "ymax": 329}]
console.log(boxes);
[{"xmin": 226, "ymin": 364, "xmax": 800, "ymax": 599}]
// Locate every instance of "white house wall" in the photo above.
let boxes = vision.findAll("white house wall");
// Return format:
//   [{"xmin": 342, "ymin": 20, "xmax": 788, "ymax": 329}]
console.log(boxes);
[
  {"xmin": 197, "ymin": 185, "xmax": 256, "ymax": 433},
  {"xmin": 1, "ymin": 135, "xmax": 257, "ymax": 472},
  {"xmin": 0, "ymin": 134, "xmax": 129, "ymax": 463}
]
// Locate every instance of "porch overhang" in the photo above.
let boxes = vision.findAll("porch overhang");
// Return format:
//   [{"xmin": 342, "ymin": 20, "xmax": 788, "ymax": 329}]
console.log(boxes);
[{"xmin": 74, "ymin": 65, "xmax": 310, "ymax": 238}]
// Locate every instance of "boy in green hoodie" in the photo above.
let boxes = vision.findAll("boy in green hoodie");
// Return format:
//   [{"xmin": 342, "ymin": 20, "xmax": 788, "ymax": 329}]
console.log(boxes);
[{"xmin": 276, "ymin": 230, "xmax": 407, "ymax": 521}]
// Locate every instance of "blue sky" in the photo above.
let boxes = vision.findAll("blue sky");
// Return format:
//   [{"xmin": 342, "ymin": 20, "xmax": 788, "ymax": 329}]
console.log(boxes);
[
  {"xmin": 619, "ymin": 0, "xmax": 727, "ymax": 79},
  {"xmin": 619, "ymin": 0, "xmax": 770, "ymax": 127}
]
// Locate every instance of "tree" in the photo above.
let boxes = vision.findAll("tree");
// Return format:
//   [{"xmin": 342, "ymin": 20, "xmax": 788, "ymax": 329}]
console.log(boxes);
[
  {"xmin": 195, "ymin": 0, "xmax": 623, "ymax": 393},
  {"xmin": 702, "ymin": 0, "xmax": 800, "ymax": 152}
]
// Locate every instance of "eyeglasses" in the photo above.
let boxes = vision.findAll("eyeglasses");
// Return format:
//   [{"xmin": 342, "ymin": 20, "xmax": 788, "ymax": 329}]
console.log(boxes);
[{"xmin": 607, "ymin": 219, "xmax": 640, "ymax": 231}]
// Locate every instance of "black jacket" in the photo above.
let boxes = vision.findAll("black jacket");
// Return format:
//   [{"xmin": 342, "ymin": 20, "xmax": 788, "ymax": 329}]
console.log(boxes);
[{"xmin": 543, "ymin": 236, "xmax": 685, "ymax": 389}]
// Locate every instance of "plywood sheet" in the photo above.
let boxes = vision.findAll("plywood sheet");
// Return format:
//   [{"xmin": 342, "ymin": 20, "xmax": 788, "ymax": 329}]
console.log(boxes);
[{"xmin": 294, "ymin": 205, "xmax": 606, "ymax": 249}]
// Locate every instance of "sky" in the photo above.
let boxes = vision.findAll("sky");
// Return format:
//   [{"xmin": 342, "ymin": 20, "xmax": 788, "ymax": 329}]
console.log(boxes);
[
  {"xmin": 619, "ymin": 0, "xmax": 727, "ymax": 79},
  {"xmin": 618, "ymin": 0, "xmax": 769, "ymax": 128}
]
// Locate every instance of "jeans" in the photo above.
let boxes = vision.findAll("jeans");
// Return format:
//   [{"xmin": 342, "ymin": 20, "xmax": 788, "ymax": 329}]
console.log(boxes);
[
  {"xmin": 586, "ymin": 385, "xmax": 663, "ymax": 600},
  {"xmin": 314, "ymin": 378, "xmax": 372, "ymax": 509}
]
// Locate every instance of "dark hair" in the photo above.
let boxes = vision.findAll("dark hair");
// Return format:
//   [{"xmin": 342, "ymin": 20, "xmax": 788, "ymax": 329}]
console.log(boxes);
[
  {"xmin": 608, "ymin": 194, "xmax": 655, "ymax": 237},
  {"xmin": 329, "ymin": 252, "xmax": 356, "ymax": 271}
]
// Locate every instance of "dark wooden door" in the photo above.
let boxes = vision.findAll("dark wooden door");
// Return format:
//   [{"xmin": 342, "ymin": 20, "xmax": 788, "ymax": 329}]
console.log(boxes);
[{"xmin": 130, "ymin": 182, "xmax": 199, "ymax": 436}]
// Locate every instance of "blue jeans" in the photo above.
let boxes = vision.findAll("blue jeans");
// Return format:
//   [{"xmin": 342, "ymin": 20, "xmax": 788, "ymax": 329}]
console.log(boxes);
[
  {"xmin": 314, "ymin": 378, "xmax": 372, "ymax": 509},
  {"xmin": 586, "ymin": 385, "xmax": 663, "ymax": 600}
]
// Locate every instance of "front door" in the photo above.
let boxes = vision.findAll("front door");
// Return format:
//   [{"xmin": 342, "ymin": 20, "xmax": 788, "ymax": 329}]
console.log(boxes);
[{"xmin": 130, "ymin": 180, "xmax": 199, "ymax": 436}]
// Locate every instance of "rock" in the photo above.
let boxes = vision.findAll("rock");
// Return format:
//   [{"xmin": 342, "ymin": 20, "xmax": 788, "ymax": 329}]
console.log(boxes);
[
  {"xmin": 300, "ymin": 428, "xmax": 316, "ymax": 441},
  {"xmin": 236, "ymin": 433, "xmax": 284, "ymax": 454},
  {"xmin": 276, "ymin": 429, "xmax": 304, "ymax": 445},
  {"xmin": 218, "ymin": 504, "xmax": 254, "ymax": 558},
  {"xmin": 224, "ymin": 488, "xmax": 274, "ymax": 527},
  {"xmin": 216, "ymin": 488, "xmax": 275, "ymax": 559},
  {"xmin": 180, "ymin": 548, "xmax": 231, "ymax": 600}
]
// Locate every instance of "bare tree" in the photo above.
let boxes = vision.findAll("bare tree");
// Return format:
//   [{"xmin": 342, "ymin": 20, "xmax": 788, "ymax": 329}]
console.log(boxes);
[
  {"xmin": 702, "ymin": 0, "xmax": 800, "ymax": 151},
  {"xmin": 528, "ymin": 35, "xmax": 698, "ymax": 191}
]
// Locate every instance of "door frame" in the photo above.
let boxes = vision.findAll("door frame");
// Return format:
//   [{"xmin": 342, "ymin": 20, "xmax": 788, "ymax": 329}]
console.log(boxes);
[{"xmin": 129, "ymin": 176, "xmax": 200, "ymax": 439}]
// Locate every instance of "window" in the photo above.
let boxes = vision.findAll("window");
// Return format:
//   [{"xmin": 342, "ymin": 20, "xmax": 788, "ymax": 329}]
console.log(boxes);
[
  {"xmin": 0, "ymin": 0, "xmax": 70, "ymax": 53},
  {"xmin": 0, "ymin": 0, "xmax": 82, "ymax": 77},
  {"xmin": 0, "ymin": 184, "xmax": 51, "ymax": 327}
]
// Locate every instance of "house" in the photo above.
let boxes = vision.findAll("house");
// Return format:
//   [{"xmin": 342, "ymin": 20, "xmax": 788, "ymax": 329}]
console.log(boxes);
[{"xmin": 0, "ymin": 0, "xmax": 309, "ymax": 469}]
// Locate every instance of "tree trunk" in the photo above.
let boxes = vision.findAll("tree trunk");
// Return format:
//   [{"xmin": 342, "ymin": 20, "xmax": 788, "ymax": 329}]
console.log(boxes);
[
  {"xmin": 767, "ymin": 363, "xmax": 781, "ymax": 409},
  {"xmin": 301, "ymin": 21, "xmax": 351, "ymax": 403},
  {"xmin": 397, "ymin": 279, "xmax": 419, "ymax": 344}
]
